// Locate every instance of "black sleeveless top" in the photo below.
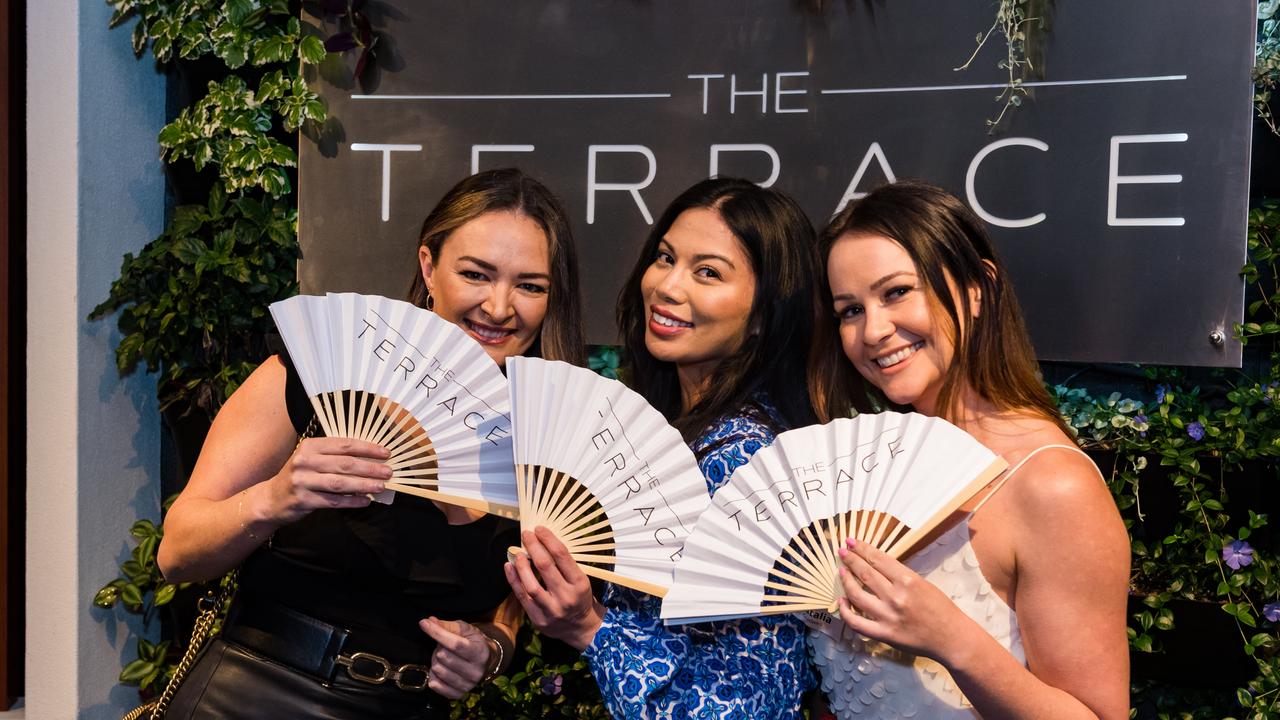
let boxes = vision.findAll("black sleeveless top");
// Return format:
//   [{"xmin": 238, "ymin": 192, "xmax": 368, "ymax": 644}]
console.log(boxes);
[{"xmin": 236, "ymin": 351, "xmax": 519, "ymax": 662}]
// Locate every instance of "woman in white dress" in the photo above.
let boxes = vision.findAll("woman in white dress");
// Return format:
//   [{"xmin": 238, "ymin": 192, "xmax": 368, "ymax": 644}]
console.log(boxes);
[{"xmin": 809, "ymin": 180, "xmax": 1130, "ymax": 719}]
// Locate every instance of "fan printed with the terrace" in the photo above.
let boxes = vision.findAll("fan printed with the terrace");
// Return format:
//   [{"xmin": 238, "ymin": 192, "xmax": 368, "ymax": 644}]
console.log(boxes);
[
  {"xmin": 660, "ymin": 412, "xmax": 1008, "ymax": 624},
  {"xmin": 506, "ymin": 357, "xmax": 713, "ymax": 597},
  {"xmin": 269, "ymin": 293, "xmax": 518, "ymax": 517}
]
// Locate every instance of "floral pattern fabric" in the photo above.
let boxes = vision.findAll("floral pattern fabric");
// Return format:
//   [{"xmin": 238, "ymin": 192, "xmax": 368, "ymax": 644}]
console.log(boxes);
[{"xmin": 582, "ymin": 398, "xmax": 815, "ymax": 720}]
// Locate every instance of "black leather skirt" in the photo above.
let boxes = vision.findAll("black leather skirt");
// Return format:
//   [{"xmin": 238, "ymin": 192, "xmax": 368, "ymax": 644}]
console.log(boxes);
[{"xmin": 164, "ymin": 637, "xmax": 451, "ymax": 720}]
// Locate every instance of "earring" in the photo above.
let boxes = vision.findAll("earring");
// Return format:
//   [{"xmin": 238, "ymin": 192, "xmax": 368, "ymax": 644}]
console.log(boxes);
[{"xmin": 425, "ymin": 289, "xmax": 435, "ymax": 311}]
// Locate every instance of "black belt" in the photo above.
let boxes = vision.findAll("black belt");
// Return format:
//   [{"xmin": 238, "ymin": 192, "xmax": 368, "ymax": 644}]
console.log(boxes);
[{"xmin": 223, "ymin": 600, "xmax": 434, "ymax": 692}]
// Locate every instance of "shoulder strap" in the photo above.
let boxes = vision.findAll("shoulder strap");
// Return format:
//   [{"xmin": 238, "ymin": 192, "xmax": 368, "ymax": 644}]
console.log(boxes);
[{"xmin": 970, "ymin": 444, "xmax": 1090, "ymax": 514}]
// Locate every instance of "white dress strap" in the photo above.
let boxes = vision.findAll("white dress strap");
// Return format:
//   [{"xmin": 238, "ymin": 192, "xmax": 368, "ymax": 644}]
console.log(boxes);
[{"xmin": 970, "ymin": 443, "xmax": 1089, "ymax": 513}]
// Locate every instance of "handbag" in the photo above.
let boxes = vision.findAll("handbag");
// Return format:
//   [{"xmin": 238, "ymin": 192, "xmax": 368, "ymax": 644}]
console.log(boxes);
[{"xmin": 121, "ymin": 570, "xmax": 237, "ymax": 720}]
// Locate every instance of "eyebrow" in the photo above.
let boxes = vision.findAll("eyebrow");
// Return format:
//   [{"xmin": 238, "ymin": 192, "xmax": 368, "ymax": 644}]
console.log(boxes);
[
  {"xmin": 457, "ymin": 255, "xmax": 550, "ymax": 281},
  {"xmin": 831, "ymin": 271, "xmax": 918, "ymax": 302},
  {"xmin": 657, "ymin": 239, "xmax": 738, "ymax": 270}
]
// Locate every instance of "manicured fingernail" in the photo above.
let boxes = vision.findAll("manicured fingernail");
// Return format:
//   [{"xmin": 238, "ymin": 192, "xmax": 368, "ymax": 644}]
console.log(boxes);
[
  {"xmin": 845, "ymin": 538, "xmax": 856, "ymax": 548},
  {"xmin": 838, "ymin": 547, "xmax": 848, "ymax": 558},
  {"xmin": 838, "ymin": 567, "xmax": 846, "ymax": 576}
]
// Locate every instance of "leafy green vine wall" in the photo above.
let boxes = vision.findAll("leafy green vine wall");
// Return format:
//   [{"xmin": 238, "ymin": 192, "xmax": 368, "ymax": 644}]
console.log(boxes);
[{"xmin": 89, "ymin": 2, "xmax": 1280, "ymax": 718}]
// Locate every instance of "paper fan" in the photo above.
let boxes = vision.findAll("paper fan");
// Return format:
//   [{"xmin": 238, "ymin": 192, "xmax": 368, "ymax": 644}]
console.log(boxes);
[
  {"xmin": 660, "ymin": 412, "xmax": 1008, "ymax": 623},
  {"xmin": 506, "ymin": 357, "xmax": 713, "ymax": 597},
  {"xmin": 269, "ymin": 293, "xmax": 518, "ymax": 518}
]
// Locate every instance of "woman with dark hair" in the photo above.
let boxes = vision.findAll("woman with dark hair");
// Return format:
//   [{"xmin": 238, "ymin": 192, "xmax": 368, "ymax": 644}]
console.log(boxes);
[
  {"xmin": 156, "ymin": 168, "xmax": 586, "ymax": 719},
  {"xmin": 506, "ymin": 177, "xmax": 821, "ymax": 719},
  {"xmin": 811, "ymin": 180, "xmax": 1129, "ymax": 719}
]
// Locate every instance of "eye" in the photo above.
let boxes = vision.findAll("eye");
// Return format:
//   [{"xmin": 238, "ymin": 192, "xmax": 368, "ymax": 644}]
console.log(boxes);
[
  {"xmin": 835, "ymin": 303, "xmax": 863, "ymax": 321},
  {"xmin": 694, "ymin": 266, "xmax": 722, "ymax": 280},
  {"xmin": 654, "ymin": 250, "xmax": 674, "ymax": 266},
  {"xmin": 885, "ymin": 285, "xmax": 912, "ymax": 301},
  {"xmin": 459, "ymin": 269, "xmax": 487, "ymax": 282},
  {"xmin": 517, "ymin": 282, "xmax": 548, "ymax": 295}
]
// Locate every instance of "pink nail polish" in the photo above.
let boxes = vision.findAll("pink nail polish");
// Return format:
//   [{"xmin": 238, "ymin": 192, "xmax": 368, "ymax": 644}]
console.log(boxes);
[
  {"xmin": 845, "ymin": 537, "xmax": 856, "ymax": 548},
  {"xmin": 838, "ymin": 547, "xmax": 848, "ymax": 558}
]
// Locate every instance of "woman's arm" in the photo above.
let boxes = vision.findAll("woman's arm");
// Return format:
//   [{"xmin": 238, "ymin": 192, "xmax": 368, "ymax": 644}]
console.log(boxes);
[
  {"xmin": 837, "ymin": 452, "xmax": 1130, "ymax": 720},
  {"xmin": 156, "ymin": 356, "xmax": 393, "ymax": 582}
]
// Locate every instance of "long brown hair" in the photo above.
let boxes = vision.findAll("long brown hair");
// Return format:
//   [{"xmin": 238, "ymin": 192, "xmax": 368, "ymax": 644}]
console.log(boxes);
[
  {"xmin": 811, "ymin": 180, "xmax": 1067, "ymax": 433},
  {"xmin": 407, "ymin": 168, "xmax": 586, "ymax": 366},
  {"xmin": 617, "ymin": 177, "xmax": 821, "ymax": 442}
]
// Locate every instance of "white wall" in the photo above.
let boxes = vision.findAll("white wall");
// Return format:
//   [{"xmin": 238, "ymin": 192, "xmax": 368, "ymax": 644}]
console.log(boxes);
[{"xmin": 26, "ymin": 0, "xmax": 167, "ymax": 716}]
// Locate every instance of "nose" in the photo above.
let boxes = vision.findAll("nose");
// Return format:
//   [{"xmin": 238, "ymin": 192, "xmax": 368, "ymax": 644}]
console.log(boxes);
[
  {"xmin": 653, "ymin": 266, "xmax": 685, "ymax": 303},
  {"xmin": 862, "ymin": 304, "xmax": 894, "ymax": 345},
  {"xmin": 481, "ymin": 287, "xmax": 514, "ymax": 323}
]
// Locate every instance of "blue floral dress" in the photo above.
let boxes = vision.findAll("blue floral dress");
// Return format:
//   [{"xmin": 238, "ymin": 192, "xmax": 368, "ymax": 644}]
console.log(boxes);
[{"xmin": 581, "ymin": 397, "xmax": 815, "ymax": 720}]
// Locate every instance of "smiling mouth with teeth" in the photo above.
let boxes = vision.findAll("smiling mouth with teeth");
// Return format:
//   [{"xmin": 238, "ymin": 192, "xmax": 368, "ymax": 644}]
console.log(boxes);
[
  {"xmin": 876, "ymin": 341, "xmax": 924, "ymax": 368},
  {"xmin": 653, "ymin": 313, "xmax": 693, "ymax": 328},
  {"xmin": 465, "ymin": 319, "xmax": 515, "ymax": 341}
]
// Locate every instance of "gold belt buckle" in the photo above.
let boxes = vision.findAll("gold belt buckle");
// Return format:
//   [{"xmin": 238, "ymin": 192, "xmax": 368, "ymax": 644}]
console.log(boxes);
[{"xmin": 336, "ymin": 652, "xmax": 431, "ymax": 692}]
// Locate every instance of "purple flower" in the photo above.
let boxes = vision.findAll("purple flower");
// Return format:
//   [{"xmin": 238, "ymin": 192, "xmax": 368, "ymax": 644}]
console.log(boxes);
[
  {"xmin": 1187, "ymin": 422, "xmax": 1205, "ymax": 441},
  {"xmin": 1223, "ymin": 540, "xmax": 1254, "ymax": 570},
  {"xmin": 1156, "ymin": 385, "xmax": 1168, "ymax": 403},
  {"xmin": 540, "ymin": 673, "xmax": 563, "ymax": 696},
  {"xmin": 1265, "ymin": 603, "xmax": 1280, "ymax": 623}
]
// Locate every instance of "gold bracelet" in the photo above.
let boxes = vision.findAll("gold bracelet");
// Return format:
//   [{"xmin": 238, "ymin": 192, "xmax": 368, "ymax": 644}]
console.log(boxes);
[
  {"xmin": 237, "ymin": 489, "xmax": 258, "ymax": 541},
  {"xmin": 480, "ymin": 632, "xmax": 504, "ymax": 682}
]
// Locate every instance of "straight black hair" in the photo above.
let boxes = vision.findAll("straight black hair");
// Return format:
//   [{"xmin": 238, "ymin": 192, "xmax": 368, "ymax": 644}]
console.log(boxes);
[{"xmin": 617, "ymin": 177, "xmax": 822, "ymax": 442}]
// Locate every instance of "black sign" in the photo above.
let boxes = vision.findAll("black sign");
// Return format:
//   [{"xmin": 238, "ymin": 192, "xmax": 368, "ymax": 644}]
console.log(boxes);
[{"xmin": 299, "ymin": 1, "xmax": 1255, "ymax": 367}]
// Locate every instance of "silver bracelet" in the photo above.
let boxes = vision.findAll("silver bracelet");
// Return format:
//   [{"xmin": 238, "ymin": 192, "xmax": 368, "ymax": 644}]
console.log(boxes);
[{"xmin": 480, "ymin": 632, "xmax": 504, "ymax": 682}]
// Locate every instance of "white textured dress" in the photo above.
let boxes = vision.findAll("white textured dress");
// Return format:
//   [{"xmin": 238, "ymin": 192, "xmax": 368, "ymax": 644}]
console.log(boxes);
[{"xmin": 807, "ymin": 445, "xmax": 1086, "ymax": 719}]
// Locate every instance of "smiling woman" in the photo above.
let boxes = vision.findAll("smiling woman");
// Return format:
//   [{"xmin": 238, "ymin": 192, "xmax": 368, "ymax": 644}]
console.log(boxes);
[
  {"xmin": 505, "ymin": 177, "xmax": 826, "ymax": 720},
  {"xmin": 154, "ymin": 168, "xmax": 586, "ymax": 719},
  {"xmin": 409, "ymin": 168, "xmax": 586, "ymax": 368}
]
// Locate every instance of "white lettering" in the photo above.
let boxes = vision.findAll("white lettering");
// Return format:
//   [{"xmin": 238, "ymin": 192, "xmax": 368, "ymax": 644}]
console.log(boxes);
[
  {"xmin": 587, "ymin": 145, "xmax": 657, "ymax": 225},
  {"xmin": 350, "ymin": 143, "xmax": 423, "ymax": 222},
  {"xmin": 965, "ymin": 137, "xmax": 1049, "ymax": 228}
]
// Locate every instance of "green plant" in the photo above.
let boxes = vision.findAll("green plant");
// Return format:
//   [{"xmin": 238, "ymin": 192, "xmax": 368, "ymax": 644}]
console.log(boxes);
[
  {"xmin": 954, "ymin": 0, "xmax": 1052, "ymax": 131},
  {"xmin": 90, "ymin": 0, "xmax": 369, "ymax": 701},
  {"xmin": 1257, "ymin": 0, "xmax": 1280, "ymax": 137},
  {"xmin": 1048, "ymin": 200, "xmax": 1280, "ymax": 718},
  {"xmin": 92, "ymin": 495, "xmax": 206, "ymax": 696},
  {"xmin": 90, "ymin": 186, "xmax": 299, "ymax": 416}
]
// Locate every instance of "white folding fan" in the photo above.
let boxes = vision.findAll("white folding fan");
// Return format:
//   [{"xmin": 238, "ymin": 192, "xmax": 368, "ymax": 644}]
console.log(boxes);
[
  {"xmin": 269, "ymin": 293, "xmax": 518, "ymax": 518},
  {"xmin": 506, "ymin": 356, "xmax": 714, "ymax": 597},
  {"xmin": 660, "ymin": 412, "xmax": 1008, "ymax": 623}
]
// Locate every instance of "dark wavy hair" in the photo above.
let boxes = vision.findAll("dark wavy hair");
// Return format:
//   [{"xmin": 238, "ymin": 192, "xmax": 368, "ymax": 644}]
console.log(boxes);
[
  {"xmin": 810, "ymin": 180, "xmax": 1067, "ymax": 434},
  {"xmin": 617, "ymin": 177, "xmax": 822, "ymax": 442},
  {"xmin": 407, "ymin": 168, "xmax": 586, "ymax": 366}
]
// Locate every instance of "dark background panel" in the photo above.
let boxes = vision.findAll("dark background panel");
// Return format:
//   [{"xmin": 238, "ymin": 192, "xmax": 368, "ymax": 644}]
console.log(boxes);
[{"xmin": 299, "ymin": 0, "xmax": 1254, "ymax": 367}]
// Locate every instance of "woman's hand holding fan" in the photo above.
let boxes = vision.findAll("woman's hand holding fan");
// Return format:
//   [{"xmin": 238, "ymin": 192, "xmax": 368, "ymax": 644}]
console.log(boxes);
[
  {"xmin": 835, "ymin": 538, "xmax": 984, "ymax": 664},
  {"xmin": 504, "ymin": 527, "xmax": 606, "ymax": 651},
  {"xmin": 261, "ymin": 436, "xmax": 394, "ymax": 524}
]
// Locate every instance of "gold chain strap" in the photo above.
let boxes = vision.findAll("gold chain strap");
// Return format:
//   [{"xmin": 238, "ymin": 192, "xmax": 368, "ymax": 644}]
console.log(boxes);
[{"xmin": 152, "ymin": 573, "xmax": 238, "ymax": 719}]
